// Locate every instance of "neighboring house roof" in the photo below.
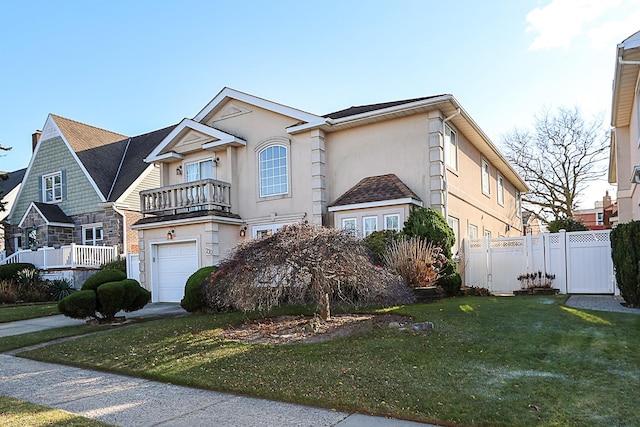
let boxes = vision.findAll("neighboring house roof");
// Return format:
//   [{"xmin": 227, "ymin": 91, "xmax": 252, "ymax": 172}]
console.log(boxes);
[
  {"xmin": 106, "ymin": 125, "xmax": 176, "ymax": 201},
  {"xmin": 0, "ymin": 168, "xmax": 26, "ymax": 196},
  {"xmin": 329, "ymin": 174, "xmax": 422, "ymax": 210},
  {"xmin": 609, "ymin": 30, "xmax": 640, "ymax": 184},
  {"xmin": 52, "ymin": 115, "xmax": 176, "ymax": 202},
  {"xmin": 18, "ymin": 202, "xmax": 74, "ymax": 229}
]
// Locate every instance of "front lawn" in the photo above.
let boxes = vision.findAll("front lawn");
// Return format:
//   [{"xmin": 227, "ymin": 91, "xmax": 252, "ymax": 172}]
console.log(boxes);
[
  {"xmin": 0, "ymin": 395, "xmax": 114, "ymax": 427},
  {"xmin": 17, "ymin": 296, "xmax": 640, "ymax": 426},
  {"xmin": 0, "ymin": 303, "xmax": 59, "ymax": 323}
]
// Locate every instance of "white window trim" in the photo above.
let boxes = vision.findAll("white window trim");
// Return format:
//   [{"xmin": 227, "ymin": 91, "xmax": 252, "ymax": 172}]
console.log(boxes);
[
  {"xmin": 82, "ymin": 223, "xmax": 104, "ymax": 246},
  {"xmin": 515, "ymin": 191, "xmax": 522, "ymax": 218},
  {"xmin": 362, "ymin": 216, "xmax": 378, "ymax": 237},
  {"xmin": 383, "ymin": 214, "xmax": 401, "ymax": 232},
  {"xmin": 497, "ymin": 174, "xmax": 505, "ymax": 206},
  {"xmin": 468, "ymin": 223, "xmax": 478, "ymax": 240},
  {"xmin": 256, "ymin": 137, "xmax": 291, "ymax": 200},
  {"xmin": 252, "ymin": 223, "xmax": 288, "ymax": 239},
  {"xmin": 447, "ymin": 216, "xmax": 460, "ymax": 254},
  {"xmin": 341, "ymin": 218, "xmax": 356, "ymax": 229},
  {"xmin": 445, "ymin": 124, "xmax": 458, "ymax": 171},
  {"xmin": 481, "ymin": 160, "xmax": 490, "ymax": 196},
  {"xmin": 43, "ymin": 171, "xmax": 63, "ymax": 203},
  {"xmin": 184, "ymin": 158, "xmax": 216, "ymax": 182}
]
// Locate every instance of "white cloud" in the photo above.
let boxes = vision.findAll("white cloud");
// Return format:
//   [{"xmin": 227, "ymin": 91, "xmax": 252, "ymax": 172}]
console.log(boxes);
[
  {"xmin": 587, "ymin": 9, "xmax": 640, "ymax": 49},
  {"xmin": 526, "ymin": 0, "xmax": 623, "ymax": 50}
]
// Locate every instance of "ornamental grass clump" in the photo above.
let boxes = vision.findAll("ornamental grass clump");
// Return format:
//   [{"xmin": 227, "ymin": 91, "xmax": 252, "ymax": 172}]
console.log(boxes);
[{"xmin": 383, "ymin": 237, "xmax": 448, "ymax": 288}]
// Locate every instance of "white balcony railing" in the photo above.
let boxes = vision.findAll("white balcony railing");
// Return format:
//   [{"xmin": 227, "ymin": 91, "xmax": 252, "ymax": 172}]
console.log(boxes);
[
  {"xmin": 0, "ymin": 244, "xmax": 118, "ymax": 269},
  {"xmin": 140, "ymin": 178, "xmax": 232, "ymax": 217}
]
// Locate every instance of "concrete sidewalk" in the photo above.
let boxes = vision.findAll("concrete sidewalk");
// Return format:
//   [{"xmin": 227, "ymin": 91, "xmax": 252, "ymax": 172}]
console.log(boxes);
[
  {"xmin": 0, "ymin": 303, "xmax": 189, "ymax": 338},
  {"xmin": 565, "ymin": 295, "xmax": 640, "ymax": 314},
  {"xmin": 0, "ymin": 355, "xmax": 434, "ymax": 427}
]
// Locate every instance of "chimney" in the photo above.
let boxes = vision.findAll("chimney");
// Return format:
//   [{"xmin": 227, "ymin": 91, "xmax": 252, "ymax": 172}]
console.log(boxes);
[
  {"xmin": 603, "ymin": 190, "xmax": 612, "ymax": 208},
  {"xmin": 31, "ymin": 130, "xmax": 41, "ymax": 151}
]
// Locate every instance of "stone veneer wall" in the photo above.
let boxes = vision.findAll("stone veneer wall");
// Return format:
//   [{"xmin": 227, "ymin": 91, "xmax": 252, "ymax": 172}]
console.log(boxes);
[{"xmin": 7, "ymin": 208, "xmax": 125, "ymax": 254}]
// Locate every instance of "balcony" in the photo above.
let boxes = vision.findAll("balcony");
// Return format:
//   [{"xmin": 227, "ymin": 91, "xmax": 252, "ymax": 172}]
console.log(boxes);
[
  {"xmin": 140, "ymin": 179, "xmax": 232, "ymax": 217},
  {"xmin": 1, "ymin": 244, "xmax": 118, "ymax": 269}
]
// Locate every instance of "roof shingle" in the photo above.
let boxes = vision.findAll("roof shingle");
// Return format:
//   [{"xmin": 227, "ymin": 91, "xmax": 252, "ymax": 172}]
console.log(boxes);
[{"xmin": 329, "ymin": 174, "xmax": 421, "ymax": 207}]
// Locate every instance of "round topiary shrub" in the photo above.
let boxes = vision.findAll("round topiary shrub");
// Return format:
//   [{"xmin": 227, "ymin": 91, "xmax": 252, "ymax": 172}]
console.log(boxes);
[
  {"xmin": 81, "ymin": 269, "xmax": 127, "ymax": 292},
  {"xmin": 58, "ymin": 290, "xmax": 97, "ymax": 320},
  {"xmin": 401, "ymin": 208, "xmax": 455, "ymax": 258},
  {"xmin": 96, "ymin": 279, "xmax": 151, "ymax": 321},
  {"xmin": 181, "ymin": 266, "xmax": 216, "ymax": 312}
]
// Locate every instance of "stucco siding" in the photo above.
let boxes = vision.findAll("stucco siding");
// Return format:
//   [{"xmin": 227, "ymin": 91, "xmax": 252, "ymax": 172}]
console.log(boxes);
[{"xmin": 325, "ymin": 114, "xmax": 430, "ymax": 207}]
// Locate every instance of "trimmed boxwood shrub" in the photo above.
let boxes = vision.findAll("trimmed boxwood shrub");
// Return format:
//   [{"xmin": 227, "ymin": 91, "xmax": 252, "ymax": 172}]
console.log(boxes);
[
  {"xmin": 438, "ymin": 272, "xmax": 462, "ymax": 297},
  {"xmin": 363, "ymin": 230, "xmax": 398, "ymax": 265},
  {"xmin": 81, "ymin": 269, "xmax": 127, "ymax": 292},
  {"xmin": 611, "ymin": 221, "xmax": 640, "ymax": 308},
  {"xmin": 58, "ymin": 290, "xmax": 97, "ymax": 320},
  {"xmin": 96, "ymin": 279, "xmax": 151, "ymax": 320},
  {"xmin": 181, "ymin": 266, "xmax": 216, "ymax": 312},
  {"xmin": 402, "ymin": 208, "xmax": 455, "ymax": 258},
  {"xmin": 0, "ymin": 263, "xmax": 36, "ymax": 281}
]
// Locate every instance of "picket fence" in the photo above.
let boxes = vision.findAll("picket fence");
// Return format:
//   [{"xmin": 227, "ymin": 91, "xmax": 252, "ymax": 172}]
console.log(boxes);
[{"xmin": 463, "ymin": 229, "xmax": 617, "ymax": 295}]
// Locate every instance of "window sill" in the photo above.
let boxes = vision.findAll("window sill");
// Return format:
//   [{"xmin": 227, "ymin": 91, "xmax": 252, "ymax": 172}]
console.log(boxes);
[{"xmin": 258, "ymin": 193, "xmax": 291, "ymax": 202}]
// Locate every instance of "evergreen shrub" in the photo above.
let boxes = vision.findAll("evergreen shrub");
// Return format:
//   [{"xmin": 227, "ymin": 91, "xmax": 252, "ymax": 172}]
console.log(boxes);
[
  {"xmin": 181, "ymin": 266, "xmax": 216, "ymax": 312},
  {"xmin": 611, "ymin": 221, "xmax": 640, "ymax": 308}
]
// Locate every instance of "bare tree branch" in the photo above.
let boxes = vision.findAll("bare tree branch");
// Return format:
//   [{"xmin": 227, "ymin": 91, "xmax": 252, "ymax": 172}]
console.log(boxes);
[{"xmin": 502, "ymin": 106, "xmax": 608, "ymax": 218}]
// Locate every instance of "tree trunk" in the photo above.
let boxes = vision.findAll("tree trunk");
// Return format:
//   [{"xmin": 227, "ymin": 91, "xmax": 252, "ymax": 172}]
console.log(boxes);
[{"xmin": 319, "ymin": 292, "xmax": 330, "ymax": 321}]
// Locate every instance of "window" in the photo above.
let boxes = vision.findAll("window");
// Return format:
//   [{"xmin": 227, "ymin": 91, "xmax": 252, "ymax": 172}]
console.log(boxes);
[
  {"xmin": 484, "ymin": 229, "xmax": 492, "ymax": 238},
  {"xmin": 363, "ymin": 216, "xmax": 378, "ymax": 237},
  {"xmin": 481, "ymin": 160, "xmax": 490, "ymax": 195},
  {"xmin": 342, "ymin": 218, "xmax": 357, "ymax": 235},
  {"xmin": 444, "ymin": 124, "xmax": 458, "ymax": 170},
  {"xmin": 597, "ymin": 212, "xmax": 604, "ymax": 226},
  {"xmin": 384, "ymin": 214, "xmax": 400, "ymax": 232},
  {"xmin": 83, "ymin": 225, "xmax": 104, "ymax": 246},
  {"xmin": 185, "ymin": 159, "xmax": 214, "ymax": 182},
  {"xmin": 43, "ymin": 171, "xmax": 63, "ymax": 203},
  {"xmin": 468, "ymin": 224, "xmax": 478, "ymax": 240},
  {"xmin": 447, "ymin": 216, "xmax": 460, "ymax": 254},
  {"xmin": 27, "ymin": 227, "xmax": 37, "ymax": 248},
  {"xmin": 259, "ymin": 145, "xmax": 288, "ymax": 197},
  {"xmin": 497, "ymin": 175, "xmax": 504, "ymax": 205},
  {"xmin": 253, "ymin": 223, "xmax": 287, "ymax": 238},
  {"xmin": 13, "ymin": 235, "xmax": 22, "ymax": 251},
  {"xmin": 515, "ymin": 192, "xmax": 522, "ymax": 217}
]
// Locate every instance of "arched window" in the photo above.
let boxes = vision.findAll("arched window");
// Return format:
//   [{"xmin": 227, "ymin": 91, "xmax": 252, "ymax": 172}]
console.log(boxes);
[{"xmin": 259, "ymin": 145, "xmax": 288, "ymax": 197}]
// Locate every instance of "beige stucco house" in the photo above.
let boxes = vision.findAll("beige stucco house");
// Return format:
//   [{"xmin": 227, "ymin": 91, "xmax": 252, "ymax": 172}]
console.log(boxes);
[
  {"xmin": 609, "ymin": 30, "xmax": 640, "ymax": 222},
  {"xmin": 132, "ymin": 88, "xmax": 528, "ymax": 302}
]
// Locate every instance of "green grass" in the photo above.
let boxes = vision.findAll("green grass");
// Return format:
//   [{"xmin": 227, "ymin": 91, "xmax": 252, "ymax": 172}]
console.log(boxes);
[
  {"xmin": 16, "ymin": 296, "xmax": 640, "ymax": 427},
  {"xmin": 0, "ymin": 395, "xmax": 115, "ymax": 427},
  {"xmin": 0, "ymin": 303, "xmax": 59, "ymax": 323},
  {"xmin": 0, "ymin": 324, "xmax": 122, "ymax": 353}
]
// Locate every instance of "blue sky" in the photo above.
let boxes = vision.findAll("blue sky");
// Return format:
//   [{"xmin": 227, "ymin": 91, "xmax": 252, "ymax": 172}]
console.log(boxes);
[{"xmin": 1, "ymin": 0, "xmax": 639, "ymax": 208}]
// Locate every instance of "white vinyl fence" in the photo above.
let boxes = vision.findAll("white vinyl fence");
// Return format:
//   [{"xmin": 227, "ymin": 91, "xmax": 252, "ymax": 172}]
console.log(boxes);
[
  {"xmin": 127, "ymin": 253, "xmax": 140, "ymax": 282},
  {"xmin": 463, "ymin": 230, "xmax": 617, "ymax": 295}
]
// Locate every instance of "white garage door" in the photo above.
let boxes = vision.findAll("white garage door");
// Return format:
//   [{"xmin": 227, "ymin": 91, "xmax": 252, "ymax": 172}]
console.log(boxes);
[{"xmin": 155, "ymin": 242, "xmax": 198, "ymax": 302}]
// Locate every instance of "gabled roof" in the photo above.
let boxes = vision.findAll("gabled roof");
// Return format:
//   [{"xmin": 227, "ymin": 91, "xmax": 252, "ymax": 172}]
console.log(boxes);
[
  {"xmin": 145, "ymin": 119, "xmax": 244, "ymax": 163},
  {"xmin": 328, "ymin": 174, "xmax": 422, "ymax": 211},
  {"xmin": 18, "ymin": 201, "xmax": 74, "ymax": 229},
  {"xmin": 0, "ymin": 168, "xmax": 26, "ymax": 196}
]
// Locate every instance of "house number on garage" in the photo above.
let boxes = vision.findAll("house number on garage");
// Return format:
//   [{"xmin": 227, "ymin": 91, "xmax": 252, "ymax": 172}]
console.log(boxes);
[{"xmin": 205, "ymin": 248, "xmax": 214, "ymax": 255}]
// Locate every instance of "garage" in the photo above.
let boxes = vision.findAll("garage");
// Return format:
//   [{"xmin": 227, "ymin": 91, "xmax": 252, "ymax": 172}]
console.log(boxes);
[{"xmin": 153, "ymin": 241, "xmax": 199, "ymax": 302}]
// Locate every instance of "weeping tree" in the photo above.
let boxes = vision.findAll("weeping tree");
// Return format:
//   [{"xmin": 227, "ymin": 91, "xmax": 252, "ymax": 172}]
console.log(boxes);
[
  {"xmin": 205, "ymin": 222, "xmax": 413, "ymax": 320},
  {"xmin": 502, "ymin": 106, "xmax": 608, "ymax": 218}
]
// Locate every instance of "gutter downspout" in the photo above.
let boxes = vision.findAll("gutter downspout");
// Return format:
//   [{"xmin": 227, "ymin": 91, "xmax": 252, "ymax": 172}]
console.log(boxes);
[
  {"xmin": 442, "ymin": 108, "xmax": 461, "ymax": 222},
  {"xmin": 111, "ymin": 203, "xmax": 127, "ymax": 257}
]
